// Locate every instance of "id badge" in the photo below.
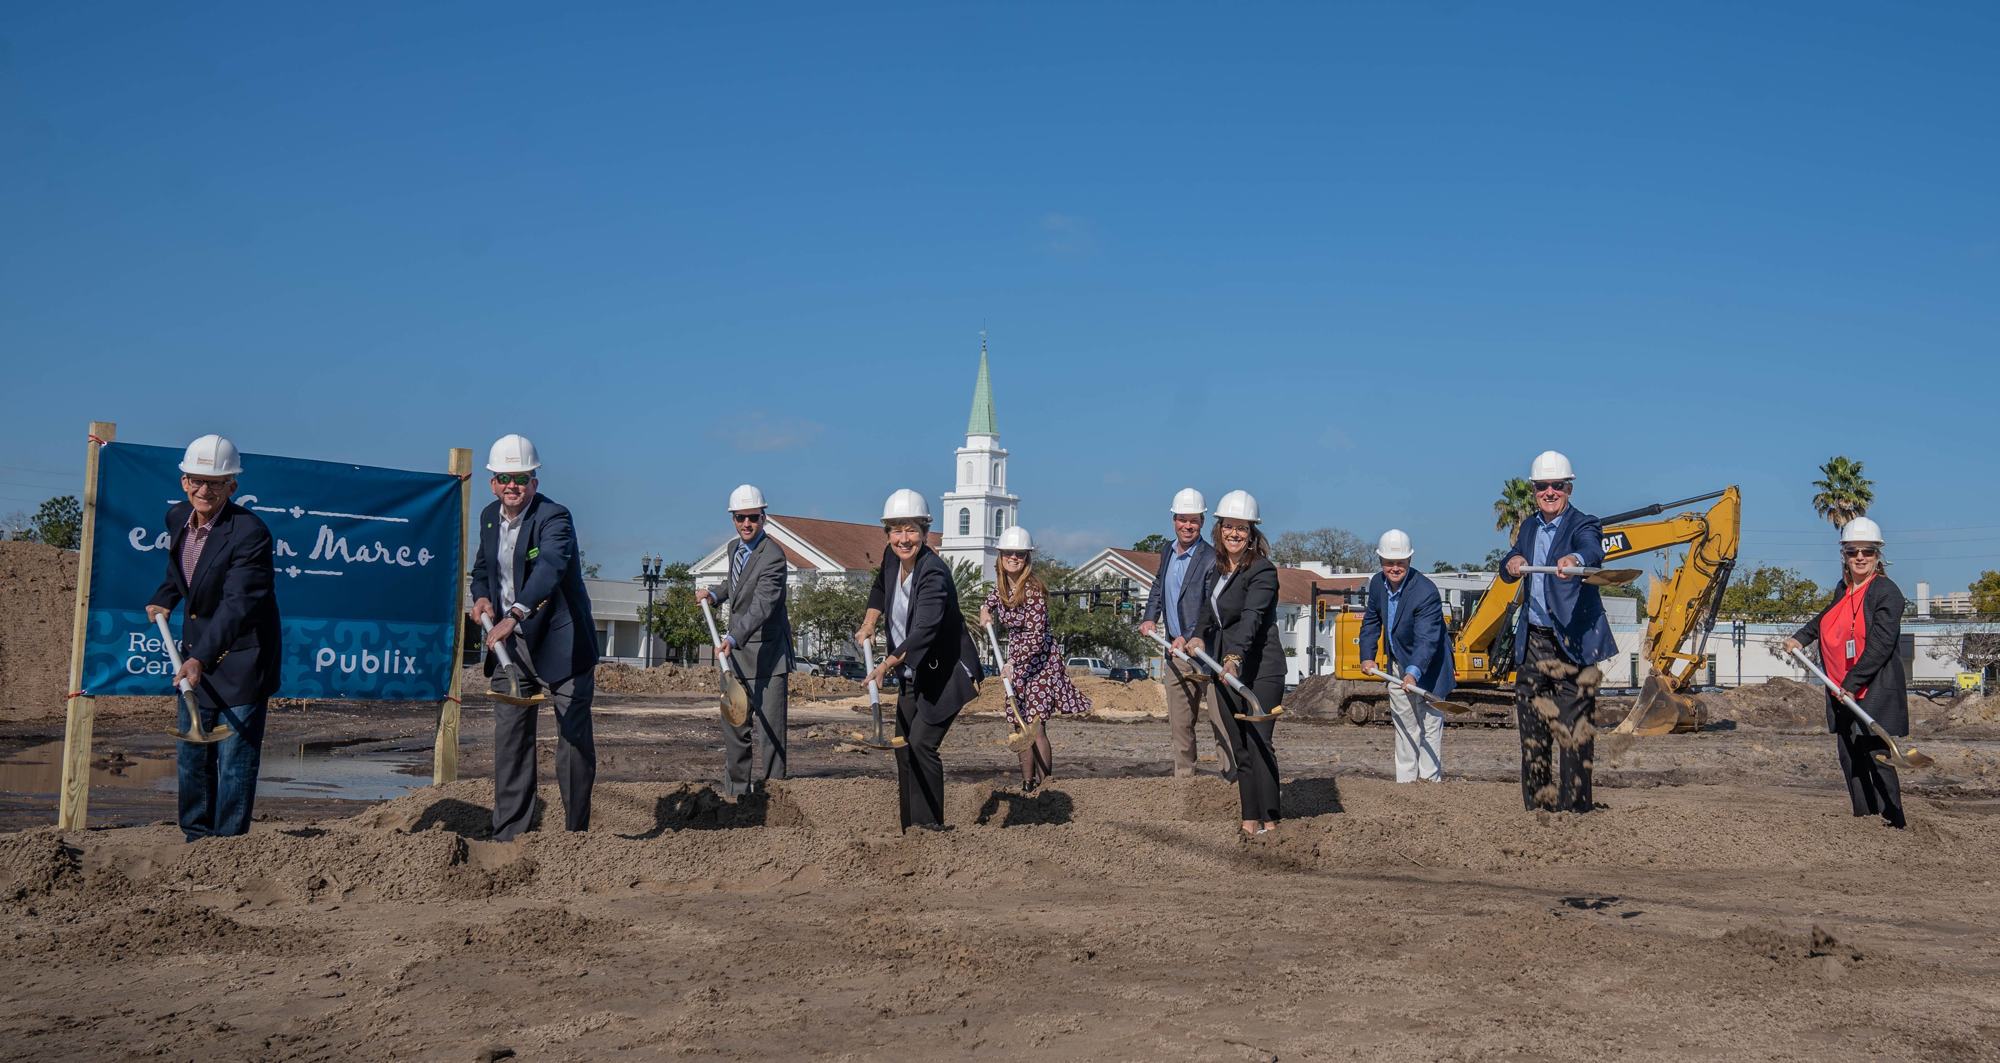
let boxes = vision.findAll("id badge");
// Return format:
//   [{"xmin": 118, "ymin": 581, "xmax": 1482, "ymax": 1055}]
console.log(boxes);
[{"xmin": 1844, "ymin": 639, "xmax": 1857, "ymax": 662}]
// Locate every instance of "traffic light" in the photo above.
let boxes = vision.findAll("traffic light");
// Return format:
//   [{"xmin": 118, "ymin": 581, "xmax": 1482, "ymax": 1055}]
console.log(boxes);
[{"xmin": 1314, "ymin": 599, "xmax": 1328, "ymax": 623}]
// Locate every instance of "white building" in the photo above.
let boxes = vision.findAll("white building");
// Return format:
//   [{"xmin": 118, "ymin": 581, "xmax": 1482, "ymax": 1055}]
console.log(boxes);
[{"xmin": 939, "ymin": 335, "xmax": 1017, "ymax": 583}]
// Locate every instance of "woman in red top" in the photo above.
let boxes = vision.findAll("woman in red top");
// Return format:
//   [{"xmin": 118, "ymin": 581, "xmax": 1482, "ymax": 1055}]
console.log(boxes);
[
  {"xmin": 979, "ymin": 527, "xmax": 1092, "ymax": 791},
  {"xmin": 1782, "ymin": 517, "xmax": 1909, "ymax": 829}
]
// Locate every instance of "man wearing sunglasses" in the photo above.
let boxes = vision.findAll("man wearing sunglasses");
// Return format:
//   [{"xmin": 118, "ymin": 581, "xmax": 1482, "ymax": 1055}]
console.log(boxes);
[
  {"xmin": 469, "ymin": 433, "xmax": 599, "ymax": 841},
  {"xmin": 1137, "ymin": 488, "xmax": 1236, "ymax": 780},
  {"xmin": 695, "ymin": 484, "xmax": 793, "ymax": 796},
  {"xmin": 1500, "ymin": 450, "xmax": 1615, "ymax": 813},
  {"xmin": 144, "ymin": 434, "xmax": 282, "ymax": 841}
]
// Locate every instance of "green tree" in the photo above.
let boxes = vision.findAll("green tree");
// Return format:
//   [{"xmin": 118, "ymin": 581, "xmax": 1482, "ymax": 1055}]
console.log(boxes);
[
  {"xmin": 1270, "ymin": 527, "xmax": 1370, "ymax": 571},
  {"xmin": 1032, "ymin": 559, "xmax": 1151, "ymax": 662},
  {"xmin": 31, "ymin": 495, "xmax": 82, "ymax": 550},
  {"xmin": 1811, "ymin": 456, "xmax": 1874, "ymax": 531},
  {"xmin": 1431, "ymin": 560, "xmax": 1459, "ymax": 573},
  {"xmin": 1493, "ymin": 478, "xmax": 1536, "ymax": 536},
  {"xmin": 1970, "ymin": 570, "xmax": 2000, "ymax": 614},
  {"xmin": 950, "ymin": 558, "xmax": 990, "ymax": 632},
  {"xmin": 1599, "ymin": 580, "xmax": 1649, "ymax": 619},
  {"xmin": 1132, "ymin": 532, "xmax": 1169, "ymax": 553},
  {"xmin": 640, "ymin": 561, "xmax": 704, "ymax": 664},
  {"xmin": 1719, "ymin": 565, "xmax": 1823, "ymax": 620},
  {"xmin": 791, "ymin": 573, "xmax": 870, "ymax": 659}
]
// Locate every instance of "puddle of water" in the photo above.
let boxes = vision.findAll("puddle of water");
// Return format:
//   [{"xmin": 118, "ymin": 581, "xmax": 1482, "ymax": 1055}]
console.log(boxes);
[{"xmin": 0, "ymin": 740, "xmax": 431, "ymax": 806}]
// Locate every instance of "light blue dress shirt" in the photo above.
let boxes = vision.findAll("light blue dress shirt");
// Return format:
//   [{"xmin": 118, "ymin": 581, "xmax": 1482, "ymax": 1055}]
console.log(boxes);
[
  {"xmin": 1161, "ymin": 542, "xmax": 1197, "ymax": 639},
  {"xmin": 1527, "ymin": 509, "xmax": 1567, "ymax": 629}
]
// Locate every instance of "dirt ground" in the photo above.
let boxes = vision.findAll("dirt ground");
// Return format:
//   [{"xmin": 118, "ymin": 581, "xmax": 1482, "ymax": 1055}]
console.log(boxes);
[{"xmin": 5, "ymin": 689, "xmax": 2000, "ymax": 1062}]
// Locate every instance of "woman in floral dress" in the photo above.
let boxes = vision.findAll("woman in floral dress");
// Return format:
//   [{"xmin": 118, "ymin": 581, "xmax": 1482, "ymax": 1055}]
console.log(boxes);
[{"xmin": 979, "ymin": 527, "xmax": 1091, "ymax": 790}]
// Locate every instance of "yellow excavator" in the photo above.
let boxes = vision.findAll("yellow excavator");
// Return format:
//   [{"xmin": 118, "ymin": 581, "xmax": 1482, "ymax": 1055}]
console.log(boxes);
[{"xmin": 1322, "ymin": 487, "xmax": 1740, "ymax": 735}]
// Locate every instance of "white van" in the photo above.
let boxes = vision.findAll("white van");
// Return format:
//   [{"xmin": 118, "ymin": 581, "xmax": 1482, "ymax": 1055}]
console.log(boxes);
[{"xmin": 1065, "ymin": 657, "xmax": 1111, "ymax": 678}]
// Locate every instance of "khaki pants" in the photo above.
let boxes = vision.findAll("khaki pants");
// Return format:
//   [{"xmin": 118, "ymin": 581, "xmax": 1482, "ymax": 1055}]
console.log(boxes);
[{"xmin": 1163, "ymin": 656, "xmax": 1237, "ymax": 778}]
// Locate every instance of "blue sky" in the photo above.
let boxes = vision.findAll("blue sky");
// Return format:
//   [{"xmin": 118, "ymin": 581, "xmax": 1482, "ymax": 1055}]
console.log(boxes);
[{"xmin": 3, "ymin": 3, "xmax": 1996, "ymax": 595}]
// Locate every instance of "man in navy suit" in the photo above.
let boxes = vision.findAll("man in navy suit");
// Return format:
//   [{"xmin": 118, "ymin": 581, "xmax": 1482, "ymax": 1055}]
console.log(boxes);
[
  {"xmin": 1356, "ymin": 529, "xmax": 1454, "ymax": 782},
  {"xmin": 469, "ymin": 434, "xmax": 599, "ymax": 841},
  {"xmin": 145, "ymin": 434, "xmax": 283, "ymax": 842},
  {"xmin": 1138, "ymin": 488, "xmax": 1235, "ymax": 780},
  {"xmin": 1501, "ymin": 450, "xmax": 1616, "ymax": 812}
]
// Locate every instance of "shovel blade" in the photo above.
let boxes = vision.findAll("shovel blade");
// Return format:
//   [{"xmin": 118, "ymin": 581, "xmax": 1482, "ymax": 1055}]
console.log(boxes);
[
  {"xmin": 1426, "ymin": 697, "xmax": 1476, "ymax": 716},
  {"xmin": 1583, "ymin": 567, "xmax": 1645, "ymax": 587},
  {"xmin": 490, "ymin": 689, "xmax": 548, "ymax": 707},
  {"xmin": 170, "ymin": 723, "xmax": 234, "ymax": 745},
  {"xmin": 1617, "ymin": 675, "xmax": 1696, "ymax": 736},
  {"xmin": 1869, "ymin": 726, "xmax": 1934, "ymax": 770},
  {"xmin": 718, "ymin": 671, "xmax": 751, "ymax": 727}
]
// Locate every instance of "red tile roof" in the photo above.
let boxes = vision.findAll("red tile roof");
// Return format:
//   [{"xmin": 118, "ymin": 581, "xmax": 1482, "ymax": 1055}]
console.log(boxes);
[
  {"xmin": 1102, "ymin": 545, "xmax": 1368, "ymax": 605},
  {"xmin": 767, "ymin": 514, "xmax": 942, "ymax": 573}
]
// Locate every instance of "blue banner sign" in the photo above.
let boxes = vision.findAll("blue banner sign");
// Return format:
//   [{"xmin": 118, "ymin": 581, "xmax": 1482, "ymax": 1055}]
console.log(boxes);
[{"xmin": 81, "ymin": 443, "xmax": 462, "ymax": 701}]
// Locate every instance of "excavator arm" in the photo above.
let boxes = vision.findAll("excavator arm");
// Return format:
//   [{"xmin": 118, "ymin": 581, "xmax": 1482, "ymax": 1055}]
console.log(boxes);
[{"xmin": 1601, "ymin": 487, "xmax": 1740, "ymax": 734}]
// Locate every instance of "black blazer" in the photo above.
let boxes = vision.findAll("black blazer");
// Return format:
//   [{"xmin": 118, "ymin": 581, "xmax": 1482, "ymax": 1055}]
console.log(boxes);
[
  {"xmin": 868, "ymin": 545, "xmax": 981, "ymax": 725},
  {"xmin": 470, "ymin": 493, "xmax": 600, "ymax": 684},
  {"xmin": 148, "ymin": 501, "xmax": 283, "ymax": 709},
  {"xmin": 1195, "ymin": 555, "xmax": 1286, "ymax": 706},
  {"xmin": 1794, "ymin": 576, "xmax": 1909, "ymax": 736}
]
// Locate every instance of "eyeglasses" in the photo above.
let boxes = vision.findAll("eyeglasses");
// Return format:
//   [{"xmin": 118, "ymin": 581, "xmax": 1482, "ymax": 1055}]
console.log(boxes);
[
  {"xmin": 493, "ymin": 473, "xmax": 532, "ymax": 486},
  {"xmin": 1531, "ymin": 480, "xmax": 1572, "ymax": 493},
  {"xmin": 182, "ymin": 476, "xmax": 231, "ymax": 494},
  {"xmin": 1842, "ymin": 546, "xmax": 1879, "ymax": 558},
  {"xmin": 733, "ymin": 513, "xmax": 763, "ymax": 524}
]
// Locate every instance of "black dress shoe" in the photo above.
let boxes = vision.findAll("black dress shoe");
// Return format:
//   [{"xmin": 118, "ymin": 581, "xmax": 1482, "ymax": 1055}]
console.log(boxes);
[{"xmin": 913, "ymin": 822, "xmax": 953, "ymax": 833}]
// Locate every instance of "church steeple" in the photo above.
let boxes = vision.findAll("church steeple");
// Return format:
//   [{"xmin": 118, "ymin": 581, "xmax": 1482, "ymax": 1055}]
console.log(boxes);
[{"xmin": 967, "ymin": 331, "xmax": 998, "ymax": 438}]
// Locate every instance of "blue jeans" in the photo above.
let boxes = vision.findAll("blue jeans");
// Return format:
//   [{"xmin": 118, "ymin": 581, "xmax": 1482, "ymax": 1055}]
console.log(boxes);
[{"xmin": 176, "ymin": 696, "xmax": 267, "ymax": 842}]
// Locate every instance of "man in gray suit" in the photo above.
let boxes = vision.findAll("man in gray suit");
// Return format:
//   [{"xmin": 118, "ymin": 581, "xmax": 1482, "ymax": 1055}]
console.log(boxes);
[
  {"xmin": 696, "ymin": 484, "xmax": 792, "ymax": 796},
  {"xmin": 469, "ymin": 434, "xmax": 599, "ymax": 841},
  {"xmin": 1139, "ymin": 487, "xmax": 1235, "ymax": 779}
]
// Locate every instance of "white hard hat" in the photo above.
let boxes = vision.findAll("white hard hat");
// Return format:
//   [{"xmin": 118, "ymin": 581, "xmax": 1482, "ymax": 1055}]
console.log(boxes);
[
  {"xmin": 1213, "ymin": 490, "xmax": 1260, "ymax": 523},
  {"xmin": 881, "ymin": 488, "xmax": 931, "ymax": 524},
  {"xmin": 997, "ymin": 526, "xmax": 1033, "ymax": 552},
  {"xmin": 178, "ymin": 434, "xmax": 243, "ymax": 477},
  {"xmin": 1529, "ymin": 450, "xmax": 1575, "ymax": 481},
  {"xmin": 1169, "ymin": 487, "xmax": 1207, "ymax": 516},
  {"xmin": 1376, "ymin": 529, "xmax": 1414, "ymax": 561},
  {"xmin": 486, "ymin": 434, "xmax": 541, "ymax": 474},
  {"xmin": 727, "ymin": 484, "xmax": 767, "ymax": 512},
  {"xmin": 1840, "ymin": 517, "xmax": 1884, "ymax": 544}
]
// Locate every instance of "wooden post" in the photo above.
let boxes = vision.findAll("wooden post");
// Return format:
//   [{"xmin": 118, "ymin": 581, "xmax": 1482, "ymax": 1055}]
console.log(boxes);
[
  {"xmin": 57, "ymin": 421, "xmax": 116, "ymax": 830},
  {"xmin": 433, "ymin": 447, "xmax": 472, "ymax": 784}
]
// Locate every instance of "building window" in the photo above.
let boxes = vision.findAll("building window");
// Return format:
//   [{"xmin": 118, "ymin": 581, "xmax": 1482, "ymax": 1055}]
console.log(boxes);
[
  {"xmin": 964, "ymin": 462, "xmax": 973, "ymax": 484},
  {"xmin": 992, "ymin": 460, "xmax": 1001, "ymax": 486},
  {"xmin": 958, "ymin": 508, "xmax": 971, "ymax": 536},
  {"xmin": 993, "ymin": 510, "xmax": 1006, "ymax": 536}
]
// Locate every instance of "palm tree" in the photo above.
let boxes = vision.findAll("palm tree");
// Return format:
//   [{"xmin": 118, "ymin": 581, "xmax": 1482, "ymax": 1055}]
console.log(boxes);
[
  {"xmin": 950, "ymin": 558, "xmax": 990, "ymax": 632},
  {"xmin": 1493, "ymin": 477, "xmax": 1537, "ymax": 536},
  {"xmin": 1811, "ymin": 456, "xmax": 1873, "ymax": 531}
]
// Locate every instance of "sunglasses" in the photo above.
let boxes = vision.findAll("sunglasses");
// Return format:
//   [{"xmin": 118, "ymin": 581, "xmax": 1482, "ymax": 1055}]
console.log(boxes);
[
  {"xmin": 493, "ymin": 473, "xmax": 532, "ymax": 486},
  {"xmin": 1842, "ymin": 546, "xmax": 1879, "ymax": 558},
  {"xmin": 733, "ymin": 513, "xmax": 764, "ymax": 524},
  {"xmin": 1531, "ymin": 480, "xmax": 1572, "ymax": 493}
]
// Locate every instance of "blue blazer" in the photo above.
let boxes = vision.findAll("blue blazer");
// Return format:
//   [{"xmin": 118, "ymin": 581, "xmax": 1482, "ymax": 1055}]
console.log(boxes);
[
  {"xmin": 1141, "ymin": 537, "xmax": 1215, "ymax": 639},
  {"xmin": 1355, "ymin": 569, "xmax": 1455, "ymax": 699},
  {"xmin": 1501, "ymin": 506, "xmax": 1616, "ymax": 666},
  {"xmin": 470, "ymin": 494, "xmax": 600, "ymax": 684},
  {"xmin": 148, "ymin": 501, "xmax": 283, "ymax": 709}
]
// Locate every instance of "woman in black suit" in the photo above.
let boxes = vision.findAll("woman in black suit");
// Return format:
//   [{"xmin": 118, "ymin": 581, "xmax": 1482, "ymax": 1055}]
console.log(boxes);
[
  {"xmin": 1187, "ymin": 490, "xmax": 1284, "ymax": 836},
  {"xmin": 857, "ymin": 489, "xmax": 983, "ymax": 833},
  {"xmin": 1782, "ymin": 517, "xmax": 1909, "ymax": 829}
]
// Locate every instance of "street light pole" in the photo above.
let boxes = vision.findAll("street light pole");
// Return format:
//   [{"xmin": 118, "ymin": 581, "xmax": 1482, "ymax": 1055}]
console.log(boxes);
[{"xmin": 638, "ymin": 554, "xmax": 665, "ymax": 667}]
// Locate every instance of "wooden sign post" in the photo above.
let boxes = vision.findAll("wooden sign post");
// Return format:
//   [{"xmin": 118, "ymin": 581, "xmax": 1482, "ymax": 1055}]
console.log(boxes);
[
  {"xmin": 433, "ymin": 447, "xmax": 473, "ymax": 784},
  {"xmin": 57, "ymin": 421, "xmax": 115, "ymax": 830}
]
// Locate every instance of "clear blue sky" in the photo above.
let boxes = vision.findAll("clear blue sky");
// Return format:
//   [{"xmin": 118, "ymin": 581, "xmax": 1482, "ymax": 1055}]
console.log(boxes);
[{"xmin": 3, "ymin": 3, "xmax": 1996, "ymax": 595}]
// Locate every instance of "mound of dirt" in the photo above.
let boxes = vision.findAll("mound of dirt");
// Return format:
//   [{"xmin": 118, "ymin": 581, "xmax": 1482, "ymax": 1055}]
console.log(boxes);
[
  {"xmin": 959, "ymin": 674, "xmax": 1164, "ymax": 721},
  {"xmin": 1946, "ymin": 693, "xmax": 2000, "ymax": 728},
  {"xmin": 1700, "ymin": 677, "xmax": 1827, "ymax": 730},
  {"xmin": 0, "ymin": 540, "xmax": 80, "ymax": 721},
  {"xmin": 591, "ymin": 662, "xmax": 714, "ymax": 695},
  {"xmin": 7, "ymin": 898, "xmax": 311, "ymax": 958}
]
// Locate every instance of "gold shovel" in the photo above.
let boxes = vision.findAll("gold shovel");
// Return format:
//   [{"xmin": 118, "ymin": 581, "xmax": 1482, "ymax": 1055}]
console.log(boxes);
[
  {"xmin": 848, "ymin": 640, "xmax": 905, "ymax": 751},
  {"xmin": 1789, "ymin": 647, "xmax": 1933, "ymax": 769},
  {"xmin": 985, "ymin": 622, "xmax": 1034, "ymax": 751},
  {"xmin": 1365, "ymin": 667, "xmax": 1475, "ymax": 715},
  {"xmin": 156, "ymin": 614, "xmax": 232, "ymax": 744},
  {"xmin": 1517, "ymin": 564, "xmax": 1645, "ymax": 588},
  {"xmin": 480, "ymin": 616, "xmax": 549, "ymax": 707},
  {"xmin": 700, "ymin": 600, "xmax": 752, "ymax": 728},
  {"xmin": 1147, "ymin": 629, "xmax": 1281, "ymax": 723}
]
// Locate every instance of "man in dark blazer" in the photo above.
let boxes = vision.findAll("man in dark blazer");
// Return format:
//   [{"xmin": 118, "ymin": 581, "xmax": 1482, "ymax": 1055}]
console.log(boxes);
[
  {"xmin": 469, "ymin": 434, "xmax": 599, "ymax": 841},
  {"xmin": 696, "ymin": 484, "xmax": 793, "ymax": 796},
  {"xmin": 860, "ymin": 489, "xmax": 981, "ymax": 832},
  {"xmin": 1138, "ymin": 488, "xmax": 1235, "ymax": 779},
  {"xmin": 1501, "ymin": 450, "xmax": 1616, "ymax": 813},
  {"xmin": 1356, "ymin": 529, "xmax": 1455, "ymax": 782},
  {"xmin": 145, "ymin": 434, "xmax": 282, "ymax": 842}
]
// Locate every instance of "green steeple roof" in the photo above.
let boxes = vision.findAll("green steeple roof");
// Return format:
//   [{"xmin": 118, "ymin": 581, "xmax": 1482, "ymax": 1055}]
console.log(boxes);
[{"xmin": 966, "ymin": 334, "xmax": 998, "ymax": 436}]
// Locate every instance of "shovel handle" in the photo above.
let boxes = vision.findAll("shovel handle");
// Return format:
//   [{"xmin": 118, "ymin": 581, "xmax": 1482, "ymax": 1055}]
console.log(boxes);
[
  {"xmin": 699, "ymin": 599, "xmax": 731, "ymax": 675},
  {"xmin": 984, "ymin": 622, "xmax": 1017, "ymax": 701},
  {"xmin": 859, "ymin": 638, "xmax": 881, "ymax": 706},
  {"xmin": 1519, "ymin": 565, "xmax": 1595, "ymax": 576},
  {"xmin": 478, "ymin": 615, "xmax": 517, "ymax": 671},
  {"xmin": 1144, "ymin": 628, "xmax": 1194, "ymax": 666},
  {"xmin": 1788, "ymin": 646, "xmax": 1878, "ymax": 727},
  {"xmin": 154, "ymin": 614, "xmax": 194, "ymax": 694},
  {"xmin": 1182, "ymin": 643, "xmax": 1266, "ymax": 716}
]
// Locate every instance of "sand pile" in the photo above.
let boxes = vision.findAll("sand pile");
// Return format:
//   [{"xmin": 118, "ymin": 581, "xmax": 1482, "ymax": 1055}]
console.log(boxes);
[
  {"xmin": 1700, "ymin": 677, "xmax": 1827, "ymax": 730},
  {"xmin": 958, "ymin": 674, "xmax": 1164, "ymax": 720},
  {"xmin": 1946, "ymin": 693, "xmax": 2000, "ymax": 729},
  {"xmin": 592, "ymin": 662, "xmax": 717, "ymax": 695},
  {"xmin": 0, "ymin": 540, "xmax": 80, "ymax": 721}
]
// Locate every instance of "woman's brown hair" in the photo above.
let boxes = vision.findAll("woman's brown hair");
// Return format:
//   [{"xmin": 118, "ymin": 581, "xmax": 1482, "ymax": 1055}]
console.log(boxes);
[
  {"xmin": 996, "ymin": 555, "xmax": 1046, "ymax": 608},
  {"xmin": 1213, "ymin": 523, "xmax": 1271, "ymax": 575}
]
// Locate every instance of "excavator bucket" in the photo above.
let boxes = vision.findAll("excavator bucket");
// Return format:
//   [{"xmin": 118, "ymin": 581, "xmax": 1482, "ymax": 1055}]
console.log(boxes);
[{"xmin": 1616, "ymin": 674, "xmax": 1699, "ymax": 736}]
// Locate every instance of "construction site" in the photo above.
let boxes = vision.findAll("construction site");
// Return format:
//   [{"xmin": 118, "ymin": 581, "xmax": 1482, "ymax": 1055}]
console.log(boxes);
[{"xmin": 6, "ymin": 536, "xmax": 2000, "ymax": 1059}]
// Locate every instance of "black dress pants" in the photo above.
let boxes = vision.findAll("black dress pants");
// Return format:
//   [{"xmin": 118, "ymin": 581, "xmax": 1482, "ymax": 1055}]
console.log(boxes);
[
  {"xmin": 1836, "ymin": 731, "xmax": 1905, "ymax": 828},
  {"xmin": 1514, "ymin": 627, "xmax": 1594, "ymax": 813},
  {"xmin": 894, "ymin": 687, "xmax": 956, "ymax": 830},
  {"xmin": 490, "ymin": 645, "xmax": 596, "ymax": 841}
]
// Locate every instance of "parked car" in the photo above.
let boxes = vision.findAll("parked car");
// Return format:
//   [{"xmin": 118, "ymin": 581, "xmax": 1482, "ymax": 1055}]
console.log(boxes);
[
  {"xmin": 791, "ymin": 659, "xmax": 822, "ymax": 675},
  {"xmin": 1066, "ymin": 657, "xmax": 1112, "ymax": 678},
  {"xmin": 1107, "ymin": 666, "xmax": 1149, "ymax": 683},
  {"xmin": 824, "ymin": 658, "xmax": 867, "ymax": 681}
]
